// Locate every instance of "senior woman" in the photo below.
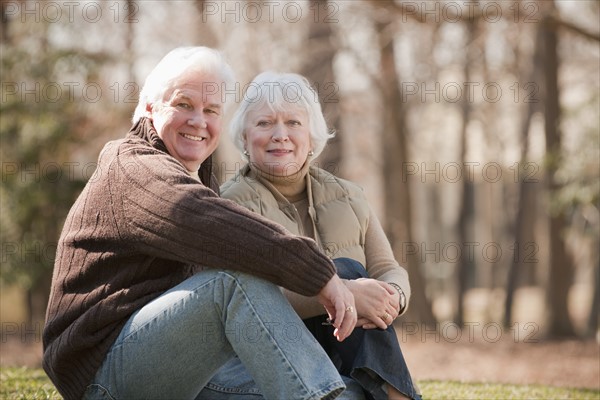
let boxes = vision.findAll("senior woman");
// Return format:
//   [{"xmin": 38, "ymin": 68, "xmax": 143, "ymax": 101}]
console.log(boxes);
[
  {"xmin": 201, "ymin": 72, "xmax": 421, "ymax": 400},
  {"xmin": 42, "ymin": 48, "xmax": 357, "ymax": 400}
]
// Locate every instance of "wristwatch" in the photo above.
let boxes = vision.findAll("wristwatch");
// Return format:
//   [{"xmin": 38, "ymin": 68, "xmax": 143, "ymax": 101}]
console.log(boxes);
[{"xmin": 388, "ymin": 283, "xmax": 406, "ymax": 313}]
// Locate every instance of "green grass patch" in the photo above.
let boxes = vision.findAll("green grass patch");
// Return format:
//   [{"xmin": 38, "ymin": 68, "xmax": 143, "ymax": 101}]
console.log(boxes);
[
  {"xmin": 420, "ymin": 380, "xmax": 599, "ymax": 399},
  {"xmin": 1, "ymin": 367, "xmax": 60, "ymax": 400},
  {"xmin": 1, "ymin": 367, "xmax": 598, "ymax": 399}
]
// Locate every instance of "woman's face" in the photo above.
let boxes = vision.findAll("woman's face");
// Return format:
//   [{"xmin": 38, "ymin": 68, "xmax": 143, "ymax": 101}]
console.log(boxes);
[
  {"xmin": 244, "ymin": 104, "xmax": 312, "ymax": 177},
  {"xmin": 149, "ymin": 70, "xmax": 223, "ymax": 172}
]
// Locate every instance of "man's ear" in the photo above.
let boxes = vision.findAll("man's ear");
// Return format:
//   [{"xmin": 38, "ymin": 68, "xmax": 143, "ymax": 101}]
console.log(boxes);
[{"xmin": 145, "ymin": 103, "xmax": 153, "ymax": 118}]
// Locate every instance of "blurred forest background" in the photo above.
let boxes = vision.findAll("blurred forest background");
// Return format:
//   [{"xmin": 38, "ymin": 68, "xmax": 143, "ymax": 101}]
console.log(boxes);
[{"xmin": 1, "ymin": 0, "xmax": 599, "ymax": 368}]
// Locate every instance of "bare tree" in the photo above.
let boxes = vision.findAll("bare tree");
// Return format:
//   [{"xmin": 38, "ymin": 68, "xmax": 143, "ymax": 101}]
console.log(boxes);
[
  {"xmin": 504, "ymin": 19, "xmax": 543, "ymax": 328},
  {"xmin": 372, "ymin": 9, "xmax": 436, "ymax": 326},
  {"xmin": 540, "ymin": 0, "xmax": 574, "ymax": 338},
  {"xmin": 455, "ymin": 12, "xmax": 478, "ymax": 326},
  {"xmin": 301, "ymin": 0, "xmax": 342, "ymax": 175}
]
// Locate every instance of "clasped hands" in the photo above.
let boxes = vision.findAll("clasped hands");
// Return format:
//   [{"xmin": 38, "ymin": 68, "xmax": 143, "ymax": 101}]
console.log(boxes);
[
  {"xmin": 316, "ymin": 276, "xmax": 400, "ymax": 342},
  {"xmin": 343, "ymin": 278, "xmax": 401, "ymax": 330}
]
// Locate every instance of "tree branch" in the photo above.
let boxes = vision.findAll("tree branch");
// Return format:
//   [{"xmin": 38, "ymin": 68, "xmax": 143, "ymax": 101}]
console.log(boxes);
[{"xmin": 548, "ymin": 14, "xmax": 600, "ymax": 42}]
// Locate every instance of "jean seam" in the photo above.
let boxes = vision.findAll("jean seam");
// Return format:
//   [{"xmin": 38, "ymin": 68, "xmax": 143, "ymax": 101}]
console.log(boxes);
[
  {"xmin": 307, "ymin": 380, "xmax": 346, "ymax": 400},
  {"xmin": 224, "ymin": 271, "xmax": 320, "ymax": 399},
  {"xmin": 85, "ymin": 383, "xmax": 117, "ymax": 400},
  {"xmin": 204, "ymin": 382, "xmax": 262, "ymax": 395}
]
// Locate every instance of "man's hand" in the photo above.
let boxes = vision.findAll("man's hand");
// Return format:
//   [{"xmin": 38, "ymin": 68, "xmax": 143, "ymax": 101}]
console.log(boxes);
[{"xmin": 316, "ymin": 274, "xmax": 357, "ymax": 341}]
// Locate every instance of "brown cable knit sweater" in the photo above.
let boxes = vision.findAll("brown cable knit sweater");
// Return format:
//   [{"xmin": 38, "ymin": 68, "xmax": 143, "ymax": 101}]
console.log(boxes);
[{"xmin": 42, "ymin": 118, "xmax": 336, "ymax": 400}]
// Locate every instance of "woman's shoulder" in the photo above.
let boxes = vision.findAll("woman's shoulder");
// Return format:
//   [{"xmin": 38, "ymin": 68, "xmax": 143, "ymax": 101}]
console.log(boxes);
[
  {"xmin": 309, "ymin": 166, "xmax": 366, "ymax": 198},
  {"xmin": 220, "ymin": 165, "xmax": 262, "ymax": 201}
]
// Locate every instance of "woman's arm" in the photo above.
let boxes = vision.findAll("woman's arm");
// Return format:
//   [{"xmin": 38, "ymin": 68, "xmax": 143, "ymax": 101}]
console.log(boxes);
[{"xmin": 363, "ymin": 206, "xmax": 411, "ymax": 311}]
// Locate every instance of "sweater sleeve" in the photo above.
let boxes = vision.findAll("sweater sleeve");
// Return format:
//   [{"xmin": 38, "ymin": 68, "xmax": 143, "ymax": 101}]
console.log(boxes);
[
  {"xmin": 110, "ymin": 143, "xmax": 335, "ymax": 296},
  {"xmin": 364, "ymin": 206, "xmax": 412, "ymax": 312}
]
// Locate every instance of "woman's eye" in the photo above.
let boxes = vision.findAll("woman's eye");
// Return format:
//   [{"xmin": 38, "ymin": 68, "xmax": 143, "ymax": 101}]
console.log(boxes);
[
  {"xmin": 288, "ymin": 120, "xmax": 301, "ymax": 126},
  {"xmin": 257, "ymin": 121, "xmax": 270, "ymax": 127}
]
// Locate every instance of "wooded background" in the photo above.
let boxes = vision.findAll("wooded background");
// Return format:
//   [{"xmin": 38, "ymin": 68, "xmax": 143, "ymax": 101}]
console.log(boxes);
[{"xmin": 1, "ymin": 0, "xmax": 598, "ymax": 343}]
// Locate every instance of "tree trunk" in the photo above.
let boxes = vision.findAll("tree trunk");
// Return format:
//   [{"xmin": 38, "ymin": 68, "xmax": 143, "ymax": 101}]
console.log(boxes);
[
  {"xmin": 125, "ymin": 0, "xmax": 136, "ymax": 84},
  {"xmin": 194, "ymin": 0, "xmax": 224, "ymax": 178},
  {"xmin": 540, "ymin": 9, "xmax": 575, "ymax": 337},
  {"xmin": 376, "ymin": 19, "xmax": 435, "ymax": 326},
  {"xmin": 301, "ymin": 0, "xmax": 341, "ymax": 175},
  {"xmin": 504, "ymin": 24, "xmax": 543, "ymax": 327},
  {"xmin": 455, "ymin": 15, "xmax": 477, "ymax": 326},
  {"xmin": 587, "ymin": 254, "xmax": 599, "ymax": 337},
  {"xmin": 1, "ymin": 1, "xmax": 11, "ymax": 43}
]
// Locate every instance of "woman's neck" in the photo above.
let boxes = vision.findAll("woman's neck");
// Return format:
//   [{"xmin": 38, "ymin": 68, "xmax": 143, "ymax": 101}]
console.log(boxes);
[{"xmin": 249, "ymin": 162, "xmax": 310, "ymax": 199}]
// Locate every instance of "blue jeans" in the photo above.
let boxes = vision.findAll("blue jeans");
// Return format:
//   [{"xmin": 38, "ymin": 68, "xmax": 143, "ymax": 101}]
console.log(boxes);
[
  {"xmin": 82, "ymin": 269, "xmax": 345, "ymax": 400},
  {"xmin": 201, "ymin": 259, "xmax": 421, "ymax": 400}
]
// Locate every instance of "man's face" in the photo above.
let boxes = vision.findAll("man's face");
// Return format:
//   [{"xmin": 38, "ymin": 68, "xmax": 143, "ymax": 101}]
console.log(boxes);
[{"xmin": 149, "ymin": 70, "xmax": 223, "ymax": 172}]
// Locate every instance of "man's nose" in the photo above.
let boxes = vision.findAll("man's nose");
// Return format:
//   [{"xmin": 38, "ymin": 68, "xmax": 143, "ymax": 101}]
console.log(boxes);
[{"xmin": 187, "ymin": 112, "xmax": 207, "ymax": 128}]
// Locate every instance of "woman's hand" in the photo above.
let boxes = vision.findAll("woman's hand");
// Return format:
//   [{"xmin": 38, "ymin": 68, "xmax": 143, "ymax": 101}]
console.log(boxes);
[
  {"xmin": 317, "ymin": 274, "xmax": 357, "ymax": 342},
  {"xmin": 344, "ymin": 278, "xmax": 400, "ymax": 330}
]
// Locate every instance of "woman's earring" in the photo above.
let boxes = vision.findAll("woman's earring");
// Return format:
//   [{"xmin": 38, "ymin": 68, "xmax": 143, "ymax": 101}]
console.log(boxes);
[
  {"xmin": 308, "ymin": 150, "xmax": 314, "ymax": 157},
  {"xmin": 243, "ymin": 150, "xmax": 249, "ymax": 156}
]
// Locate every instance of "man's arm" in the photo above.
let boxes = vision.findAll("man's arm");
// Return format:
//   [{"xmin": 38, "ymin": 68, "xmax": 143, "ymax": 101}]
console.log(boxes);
[{"xmin": 112, "ymin": 146, "xmax": 336, "ymax": 296}]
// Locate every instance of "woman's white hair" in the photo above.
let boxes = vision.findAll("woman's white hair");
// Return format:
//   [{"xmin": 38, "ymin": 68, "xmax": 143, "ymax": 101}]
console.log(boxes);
[
  {"xmin": 229, "ymin": 71, "xmax": 335, "ymax": 161},
  {"xmin": 132, "ymin": 47, "xmax": 235, "ymax": 123}
]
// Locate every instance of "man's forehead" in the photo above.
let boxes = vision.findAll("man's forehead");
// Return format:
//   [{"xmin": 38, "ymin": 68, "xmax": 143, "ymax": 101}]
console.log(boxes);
[{"xmin": 167, "ymin": 80, "xmax": 224, "ymax": 103}]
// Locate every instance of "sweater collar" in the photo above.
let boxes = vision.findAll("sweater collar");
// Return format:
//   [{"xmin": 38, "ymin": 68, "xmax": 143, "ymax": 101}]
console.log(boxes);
[
  {"xmin": 247, "ymin": 160, "xmax": 311, "ymax": 199},
  {"xmin": 126, "ymin": 117, "xmax": 218, "ymax": 192},
  {"xmin": 242, "ymin": 162, "xmax": 321, "ymax": 246}
]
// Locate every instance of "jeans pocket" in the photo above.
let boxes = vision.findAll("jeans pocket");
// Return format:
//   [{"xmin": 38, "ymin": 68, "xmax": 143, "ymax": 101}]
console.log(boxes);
[{"xmin": 82, "ymin": 384, "xmax": 116, "ymax": 400}]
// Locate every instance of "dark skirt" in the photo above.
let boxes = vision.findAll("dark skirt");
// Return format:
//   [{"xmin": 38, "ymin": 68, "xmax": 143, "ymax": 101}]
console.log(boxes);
[{"xmin": 303, "ymin": 258, "xmax": 421, "ymax": 400}]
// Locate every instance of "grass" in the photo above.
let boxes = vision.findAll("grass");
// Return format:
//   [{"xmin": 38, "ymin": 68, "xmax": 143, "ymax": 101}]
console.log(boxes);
[
  {"xmin": 1, "ymin": 367, "xmax": 60, "ymax": 399},
  {"xmin": 419, "ymin": 380, "xmax": 599, "ymax": 399},
  {"xmin": 1, "ymin": 367, "xmax": 598, "ymax": 399}
]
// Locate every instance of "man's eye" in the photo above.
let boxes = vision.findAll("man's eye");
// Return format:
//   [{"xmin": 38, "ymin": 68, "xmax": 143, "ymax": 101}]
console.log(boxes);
[{"xmin": 177, "ymin": 103, "xmax": 191, "ymax": 109}]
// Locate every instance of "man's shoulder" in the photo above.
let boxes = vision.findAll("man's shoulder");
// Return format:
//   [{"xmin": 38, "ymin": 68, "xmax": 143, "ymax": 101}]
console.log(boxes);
[{"xmin": 97, "ymin": 136, "xmax": 159, "ymax": 160}]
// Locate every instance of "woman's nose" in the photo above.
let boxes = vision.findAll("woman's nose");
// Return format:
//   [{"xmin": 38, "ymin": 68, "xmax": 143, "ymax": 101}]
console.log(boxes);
[{"xmin": 271, "ymin": 123, "xmax": 289, "ymax": 141}]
